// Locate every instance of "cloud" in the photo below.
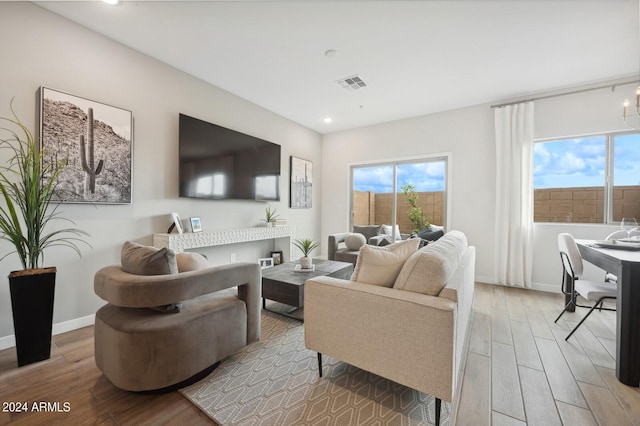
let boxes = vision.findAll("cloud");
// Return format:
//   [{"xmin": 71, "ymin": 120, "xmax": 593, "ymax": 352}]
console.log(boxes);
[
  {"xmin": 354, "ymin": 161, "xmax": 445, "ymax": 193},
  {"xmin": 534, "ymin": 137, "xmax": 607, "ymax": 188}
]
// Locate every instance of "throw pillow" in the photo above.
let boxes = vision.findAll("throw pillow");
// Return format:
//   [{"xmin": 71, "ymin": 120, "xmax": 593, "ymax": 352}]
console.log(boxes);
[
  {"xmin": 408, "ymin": 233, "xmax": 430, "ymax": 249},
  {"xmin": 352, "ymin": 225, "xmax": 380, "ymax": 241},
  {"xmin": 379, "ymin": 224, "xmax": 402, "ymax": 241},
  {"xmin": 344, "ymin": 233, "xmax": 367, "ymax": 250},
  {"xmin": 394, "ymin": 230, "xmax": 468, "ymax": 296},
  {"xmin": 418, "ymin": 227, "xmax": 445, "ymax": 241},
  {"xmin": 121, "ymin": 241, "xmax": 178, "ymax": 275},
  {"xmin": 176, "ymin": 252, "xmax": 211, "ymax": 272},
  {"xmin": 350, "ymin": 238, "xmax": 420, "ymax": 287}
]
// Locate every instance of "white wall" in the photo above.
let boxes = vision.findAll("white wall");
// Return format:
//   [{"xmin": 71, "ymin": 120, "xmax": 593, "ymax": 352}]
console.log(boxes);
[
  {"xmin": 321, "ymin": 81, "xmax": 635, "ymax": 291},
  {"xmin": 0, "ymin": 2, "xmax": 322, "ymax": 347},
  {"xmin": 532, "ymin": 83, "xmax": 634, "ymax": 290},
  {"xmin": 321, "ymin": 104, "xmax": 496, "ymax": 282}
]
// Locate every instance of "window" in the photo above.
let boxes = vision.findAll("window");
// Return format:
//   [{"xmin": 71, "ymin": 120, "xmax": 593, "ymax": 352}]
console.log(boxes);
[
  {"xmin": 351, "ymin": 156, "xmax": 448, "ymax": 236},
  {"xmin": 533, "ymin": 132, "xmax": 640, "ymax": 223}
]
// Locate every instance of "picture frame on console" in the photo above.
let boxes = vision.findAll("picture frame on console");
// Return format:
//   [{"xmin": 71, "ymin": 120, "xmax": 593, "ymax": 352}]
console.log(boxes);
[
  {"xmin": 39, "ymin": 87, "xmax": 133, "ymax": 204},
  {"xmin": 290, "ymin": 156, "xmax": 312, "ymax": 208},
  {"xmin": 190, "ymin": 217, "xmax": 203, "ymax": 233},
  {"xmin": 170, "ymin": 212, "xmax": 184, "ymax": 234},
  {"xmin": 258, "ymin": 258, "xmax": 274, "ymax": 269},
  {"xmin": 270, "ymin": 250, "xmax": 283, "ymax": 265}
]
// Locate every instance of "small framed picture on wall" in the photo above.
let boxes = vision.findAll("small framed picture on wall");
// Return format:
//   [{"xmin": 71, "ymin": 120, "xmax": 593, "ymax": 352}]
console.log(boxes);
[
  {"xmin": 290, "ymin": 156, "xmax": 312, "ymax": 208},
  {"xmin": 190, "ymin": 217, "xmax": 203, "ymax": 233}
]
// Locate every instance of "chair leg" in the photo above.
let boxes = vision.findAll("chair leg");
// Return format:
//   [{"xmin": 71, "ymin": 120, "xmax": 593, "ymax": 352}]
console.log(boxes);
[
  {"xmin": 317, "ymin": 352, "xmax": 323, "ymax": 378},
  {"xmin": 554, "ymin": 299, "xmax": 574, "ymax": 323},
  {"xmin": 565, "ymin": 297, "xmax": 607, "ymax": 341},
  {"xmin": 435, "ymin": 397, "xmax": 441, "ymax": 426}
]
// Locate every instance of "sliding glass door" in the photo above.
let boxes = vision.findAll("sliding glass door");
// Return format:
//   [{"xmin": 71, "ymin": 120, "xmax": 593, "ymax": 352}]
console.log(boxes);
[{"xmin": 350, "ymin": 157, "xmax": 448, "ymax": 238}]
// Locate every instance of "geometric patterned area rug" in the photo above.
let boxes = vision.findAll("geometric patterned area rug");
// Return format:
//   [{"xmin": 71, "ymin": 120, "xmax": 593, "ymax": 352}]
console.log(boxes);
[{"xmin": 180, "ymin": 309, "xmax": 450, "ymax": 426}]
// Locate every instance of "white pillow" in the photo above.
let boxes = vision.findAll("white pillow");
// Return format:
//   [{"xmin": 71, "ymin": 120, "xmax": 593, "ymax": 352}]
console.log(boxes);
[
  {"xmin": 350, "ymin": 238, "xmax": 420, "ymax": 287},
  {"xmin": 344, "ymin": 233, "xmax": 366, "ymax": 250},
  {"xmin": 379, "ymin": 224, "xmax": 402, "ymax": 241}
]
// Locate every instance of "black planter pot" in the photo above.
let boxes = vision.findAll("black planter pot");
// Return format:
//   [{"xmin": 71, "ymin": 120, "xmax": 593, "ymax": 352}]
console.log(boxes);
[{"xmin": 9, "ymin": 267, "xmax": 56, "ymax": 367}]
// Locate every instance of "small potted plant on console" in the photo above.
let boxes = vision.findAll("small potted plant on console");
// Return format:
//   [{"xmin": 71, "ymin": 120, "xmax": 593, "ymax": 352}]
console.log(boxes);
[{"xmin": 262, "ymin": 205, "xmax": 279, "ymax": 227}]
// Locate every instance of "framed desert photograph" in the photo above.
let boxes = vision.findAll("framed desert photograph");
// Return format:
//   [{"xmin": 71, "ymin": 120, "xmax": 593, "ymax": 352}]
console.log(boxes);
[
  {"xmin": 39, "ymin": 87, "xmax": 133, "ymax": 204},
  {"xmin": 290, "ymin": 156, "xmax": 312, "ymax": 208}
]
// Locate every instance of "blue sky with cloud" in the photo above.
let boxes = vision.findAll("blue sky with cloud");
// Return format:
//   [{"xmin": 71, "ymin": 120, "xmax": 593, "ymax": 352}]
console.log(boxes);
[
  {"xmin": 353, "ymin": 134, "xmax": 638, "ymax": 194},
  {"xmin": 353, "ymin": 161, "xmax": 446, "ymax": 193},
  {"xmin": 534, "ymin": 134, "xmax": 640, "ymax": 188}
]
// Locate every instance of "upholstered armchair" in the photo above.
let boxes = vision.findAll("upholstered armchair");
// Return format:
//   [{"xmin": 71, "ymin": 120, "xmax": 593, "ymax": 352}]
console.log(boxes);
[
  {"xmin": 93, "ymin": 242, "xmax": 261, "ymax": 392},
  {"xmin": 328, "ymin": 224, "xmax": 445, "ymax": 265}
]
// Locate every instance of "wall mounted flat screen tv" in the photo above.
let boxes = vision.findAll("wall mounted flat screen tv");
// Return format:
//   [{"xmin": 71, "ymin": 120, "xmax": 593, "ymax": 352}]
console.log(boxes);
[{"xmin": 179, "ymin": 114, "xmax": 281, "ymax": 201}]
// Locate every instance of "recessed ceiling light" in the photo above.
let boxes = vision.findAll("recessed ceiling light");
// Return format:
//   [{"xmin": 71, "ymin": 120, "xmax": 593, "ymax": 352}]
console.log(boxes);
[
  {"xmin": 323, "ymin": 117, "xmax": 333, "ymax": 124},
  {"xmin": 324, "ymin": 50, "xmax": 338, "ymax": 58},
  {"xmin": 102, "ymin": 0, "xmax": 119, "ymax": 5}
]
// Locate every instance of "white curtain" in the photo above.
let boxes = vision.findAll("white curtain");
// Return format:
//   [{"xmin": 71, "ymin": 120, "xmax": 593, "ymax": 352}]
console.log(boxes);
[{"xmin": 494, "ymin": 102, "xmax": 534, "ymax": 288}]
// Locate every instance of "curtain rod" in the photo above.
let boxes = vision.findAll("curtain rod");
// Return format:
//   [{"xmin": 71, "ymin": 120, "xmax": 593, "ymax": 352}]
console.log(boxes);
[{"xmin": 490, "ymin": 79, "xmax": 640, "ymax": 109}]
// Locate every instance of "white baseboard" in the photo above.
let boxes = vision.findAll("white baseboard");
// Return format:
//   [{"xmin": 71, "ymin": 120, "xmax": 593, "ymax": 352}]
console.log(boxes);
[
  {"xmin": 531, "ymin": 282, "xmax": 560, "ymax": 293},
  {"xmin": 475, "ymin": 275, "xmax": 495, "ymax": 284},
  {"xmin": 475, "ymin": 275, "xmax": 559, "ymax": 294},
  {"xmin": 0, "ymin": 314, "xmax": 95, "ymax": 351}
]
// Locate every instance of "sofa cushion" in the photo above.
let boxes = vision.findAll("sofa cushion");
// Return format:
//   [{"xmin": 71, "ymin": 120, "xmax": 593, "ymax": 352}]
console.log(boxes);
[
  {"xmin": 351, "ymin": 238, "xmax": 420, "ymax": 287},
  {"xmin": 121, "ymin": 241, "xmax": 178, "ymax": 275},
  {"xmin": 352, "ymin": 225, "xmax": 380, "ymax": 241},
  {"xmin": 176, "ymin": 252, "xmax": 211, "ymax": 272},
  {"xmin": 393, "ymin": 230, "xmax": 468, "ymax": 296},
  {"xmin": 344, "ymin": 233, "xmax": 367, "ymax": 250}
]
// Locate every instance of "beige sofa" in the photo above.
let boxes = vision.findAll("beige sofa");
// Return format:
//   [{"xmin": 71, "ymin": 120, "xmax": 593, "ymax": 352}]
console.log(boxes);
[
  {"xmin": 94, "ymin": 243, "xmax": 261, "ymax": 392},
  {"xmin": 305, "ymin": 231, "xmax": 475, "ymax": 425}
]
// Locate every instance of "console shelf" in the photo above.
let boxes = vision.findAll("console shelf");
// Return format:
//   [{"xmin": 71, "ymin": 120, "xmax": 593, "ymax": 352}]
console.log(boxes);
[{"xmin": 153, "ymin": 226, "xmax": 296, "ymax": 260}]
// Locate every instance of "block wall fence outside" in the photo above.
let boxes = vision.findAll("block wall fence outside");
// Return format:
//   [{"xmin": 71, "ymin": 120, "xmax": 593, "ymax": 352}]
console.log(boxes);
[
  {"xmin": 534, "ymin": 185, "xmax": 640, "ymax": 223},
  {"xmin": 353, "ymin": 191, "xmax": 444, "ymax": 233}
]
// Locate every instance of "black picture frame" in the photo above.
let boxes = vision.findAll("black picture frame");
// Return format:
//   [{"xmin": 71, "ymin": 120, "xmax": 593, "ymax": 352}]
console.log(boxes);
[{"xmin": 270, "ymin": 250, "xmax": 283, "ymax": 265}]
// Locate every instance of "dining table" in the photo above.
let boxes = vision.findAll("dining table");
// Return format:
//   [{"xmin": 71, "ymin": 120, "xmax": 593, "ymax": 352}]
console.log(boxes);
[{"xmin": 575, "ymin": 239, "xmax": 640, "ymax": 387}]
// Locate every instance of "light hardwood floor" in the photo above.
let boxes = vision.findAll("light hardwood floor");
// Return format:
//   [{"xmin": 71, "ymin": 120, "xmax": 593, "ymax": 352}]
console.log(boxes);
[
  {"xmin": 1, "ymin": 283, "xmax": 638, "ymax": 425},
  {"xmin": 456, "ymin": 283, "xmax": 640, "ymax": 426}
]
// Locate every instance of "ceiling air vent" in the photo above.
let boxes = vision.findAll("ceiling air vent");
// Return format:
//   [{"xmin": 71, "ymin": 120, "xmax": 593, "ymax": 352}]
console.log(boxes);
[{"xmin": 336, "ymin": 74, "xmax": 368, "ymax": 91}]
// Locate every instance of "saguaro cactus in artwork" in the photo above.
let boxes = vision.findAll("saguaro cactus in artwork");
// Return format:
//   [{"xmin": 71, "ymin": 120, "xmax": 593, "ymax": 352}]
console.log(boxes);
[{"xmin": 79, "ymin": 107, "xmax": 104, "ymax": 196}]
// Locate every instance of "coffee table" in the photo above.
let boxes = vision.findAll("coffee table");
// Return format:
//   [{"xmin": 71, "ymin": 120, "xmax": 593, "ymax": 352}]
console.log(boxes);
[{"xmin": 261, "ymin": 259, "xmax": 353, "ymax": 320}]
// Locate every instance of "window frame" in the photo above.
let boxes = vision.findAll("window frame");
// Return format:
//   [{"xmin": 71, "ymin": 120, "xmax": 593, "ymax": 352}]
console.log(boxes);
[
  {"xmin": 533, "ymin": 130, "xmax": 639, "ymax": 224},
  {"xmin": 349, "ymin": 153, "xmax": 452, "ymax": 235}
]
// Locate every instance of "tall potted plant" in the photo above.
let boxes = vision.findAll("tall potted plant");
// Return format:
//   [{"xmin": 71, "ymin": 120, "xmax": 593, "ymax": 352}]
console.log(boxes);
[
  {"xmin": 0, "ymin": 101, "xmax": 89, "ymax": 366},
  {"xmin": 293, "ymin": 238, "xmax": 319, "ymax": 270}
]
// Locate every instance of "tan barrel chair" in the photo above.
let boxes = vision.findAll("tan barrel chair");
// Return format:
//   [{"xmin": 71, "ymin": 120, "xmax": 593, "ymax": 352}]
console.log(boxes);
[{"xmin": 93, "ymin": 247, "xmax": 261, "ymax": 392}]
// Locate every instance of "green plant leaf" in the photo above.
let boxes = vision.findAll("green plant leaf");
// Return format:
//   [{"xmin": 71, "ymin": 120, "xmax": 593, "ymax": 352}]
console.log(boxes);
[{"xmin": 0, "ymin": 99, "xmax": 91, "ymax": 270}]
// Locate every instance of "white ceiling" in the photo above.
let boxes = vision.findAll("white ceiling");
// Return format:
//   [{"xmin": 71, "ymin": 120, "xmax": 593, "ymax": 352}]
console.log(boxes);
[{"xmin": 36, "ymin": 0, "xmax": 639, "ymax": 134}]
